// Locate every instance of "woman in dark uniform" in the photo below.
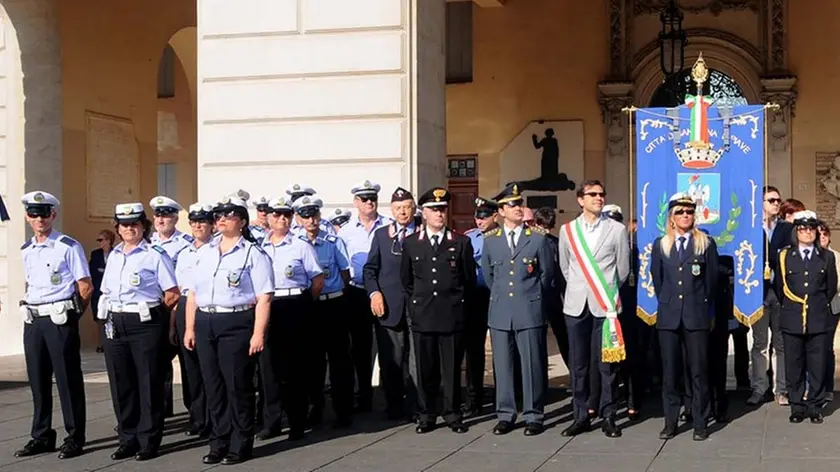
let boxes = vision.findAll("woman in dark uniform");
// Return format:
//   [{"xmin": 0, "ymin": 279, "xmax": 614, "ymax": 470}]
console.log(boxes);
[
  {"xmin": 650, "ymin": 193, "xmax": 719, "ymax": 441},
  {"xmin": 183, "ymin": 195, "xmax": 275, "ymax": 465},
  {"xmin": 776, "ymin": 211, "xmax": 837, "ymax": 423}
]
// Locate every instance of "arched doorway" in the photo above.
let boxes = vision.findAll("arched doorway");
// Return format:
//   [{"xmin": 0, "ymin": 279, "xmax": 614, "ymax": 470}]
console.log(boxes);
[{"xmin": 649, "ymin": 68, "xmax": 749, "ymax": 108}]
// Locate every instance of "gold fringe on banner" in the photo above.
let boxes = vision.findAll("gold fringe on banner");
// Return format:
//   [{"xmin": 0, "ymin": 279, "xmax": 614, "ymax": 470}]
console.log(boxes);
[
  {"xmin": 734, "ymin": 305, "xmax": 764, "ymax": 327},
  {"xmin": 636, "ymin": 307, "xmax": 657, "ymax": 326}
]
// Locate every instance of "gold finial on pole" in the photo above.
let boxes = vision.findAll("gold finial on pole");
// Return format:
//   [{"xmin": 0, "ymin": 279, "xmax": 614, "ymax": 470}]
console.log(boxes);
[{"xmin": 691, "ymin": 53, "xmax": 709, "ymax": 95}]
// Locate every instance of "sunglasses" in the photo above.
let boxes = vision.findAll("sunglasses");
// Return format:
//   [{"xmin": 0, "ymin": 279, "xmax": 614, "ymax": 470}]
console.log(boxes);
[
  {"xmin": 96, "ymin": 238, "xmax": 104, "ymax": 242},
  {"xmin": 797, "ymin": 226, "xmax": 816, "ymax": 232},
  {"xmin": 26, "ymin": 210, "xmax": 51, "ymax": 218},
  {"xmin": 584, "ymin": 192, "xmax": 606, "ymax": 198},
  {"xmin": 271, "ymin": 210, "xmax": 293, "ymax": 218},
  {"xmin": 674, "ymin": 209, "xmax": 695, "ymax": 216},
  {"xmin": 765, "ymin": 198, "xmax": 782, "ymax": 204},
  {"xmin": 213, "ymin": 211, "xmax": 239, "ymax": 220},
  {"xmin": 358, "ymin": 196, "xmax": 378, "ymax": 203}
]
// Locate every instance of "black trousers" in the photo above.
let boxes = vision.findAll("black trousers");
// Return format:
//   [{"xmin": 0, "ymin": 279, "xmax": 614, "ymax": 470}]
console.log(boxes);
[
  {"xmin": 375, "ymin": 321, "xmax": 410, "ymax": 416},
  {"xmin": 24, "ymin": 311, "xmax": 86, "ymax": 445},
  {"xmin": 174, "ymin": 297, "xmax": 207, "ymax": 429},
  {"xmin": 104, "ymin": 306, "xmax": 168, "ymax": 450},
  {"xmin": 709, "ymin": 318, "xmax": 730, "ymax": 416},
  {"xmin": 464, "ymin": 286, "xmax": 490, "ymax": 407},
  {"xmin": 309, "ymin": 296, "xmax": 354, "ymax": 421},
  {"xmin": 260, "ymin": 296, "xmax": 311, "ymax": 434},
  {"xmin": 784, "ymin": 331, "xmax": 829, "ymax": 415},
  {"xmin": 196, "ymin": 308, "xmax": 257, "ymax": 454},
  {"xmin": 413, "ymin": 331, "xmax": 464, "ymax": 424},
  {"xmin": 347, "ymin": 286, "xmax": 374, "ymax": 407},
  {"xmin": 659, "ymin": 325, "xmax": 709, "ymax": 431},
  {"xmin": 566, "ymin": 308, "xmax": 618, "ymax": 422},
  {"xmin": 730, "ymin": 325, "xmax": 750, "ymax": 388}
]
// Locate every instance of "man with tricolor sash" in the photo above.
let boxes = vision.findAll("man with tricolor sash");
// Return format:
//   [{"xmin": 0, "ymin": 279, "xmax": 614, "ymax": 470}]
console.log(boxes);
[{"xmin": 557, "ymin": 180, "xmax": 630, "ymax": 438}]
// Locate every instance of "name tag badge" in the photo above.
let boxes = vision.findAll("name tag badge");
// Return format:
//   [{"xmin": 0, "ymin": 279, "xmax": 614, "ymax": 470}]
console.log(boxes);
[
  {"xmin": 691, "ymin": 263, "xmax": 701, "ymax": 276},
  {"xmin": 284, "ymin": 265, "xmax": 294, "ymax": 278},
  {"xmin": 323, "ymin": 267, "xmax": 331, "ymax": 278},
  {"xmin": 129, "ymin": 273, "xmax": 141, "ymax": 286},
  {"xmin": 50, "ymin": 271, "xmax": 61, "ymax": 285},
  {"xmin": 227, "ymin": 270, "xmax": 241, "ymax": 288}
]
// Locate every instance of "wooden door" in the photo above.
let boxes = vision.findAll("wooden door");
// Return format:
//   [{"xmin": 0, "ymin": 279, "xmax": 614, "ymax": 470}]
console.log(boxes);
[{"xmin": 447, "ymin": 155, "xmax": 478, "ymax": 233}]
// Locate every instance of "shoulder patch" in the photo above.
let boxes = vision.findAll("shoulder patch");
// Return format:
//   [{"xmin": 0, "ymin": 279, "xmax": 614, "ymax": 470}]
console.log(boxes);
[
  {"xmin": 530, "ymin": 226, "xmax": 548, "ymax": 236},
  {"xmin": 326, "ymin": 235, "xmax": 337, "ymax": 243},
  {"xmin": 151, "ymin": 245, "xmax": 165, "ymax": 254},
  {"xmin": 57, "ymin": 235, "xmax": 79, "ymax": 248},
  {"xmin": 21, "ymin": 240, "xmax": 32, "ymax": 250},
  {"xmin": 182, "ymin": 234, "xmax": 194, "ymax": 242},
  {"xmin": 488, "ymin": 228, "xmax": 502, "ymax": 237}
]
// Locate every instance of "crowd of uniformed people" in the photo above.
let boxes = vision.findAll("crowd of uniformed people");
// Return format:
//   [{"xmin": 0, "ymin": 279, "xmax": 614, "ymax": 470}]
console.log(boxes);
[{"xmin": 9, "ymin": 179, "xmax": 840, "ymax": 464}]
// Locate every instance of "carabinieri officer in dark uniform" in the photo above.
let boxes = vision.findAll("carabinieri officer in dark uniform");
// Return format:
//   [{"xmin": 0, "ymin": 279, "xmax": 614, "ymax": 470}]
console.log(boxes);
[
  {"xmin": 401, "ymin": 187, "xmax": 476, "ymax": 433},
  {"xmin": 15, "ymin": 191, "xmax": 92, "ymax": 460},
  {"xmin": 183, "ymin": 194, "xmax": 275, "ymax": 465},
  {"xmin": 651, "ymin": 193, "xmax": 719, "ymax": 441},
  {"xmin": 776, "ymin": 210, "xmax": 838, "ymax": 424},
  {"xmin": 259, "ymin": 196, "xmax": 323, "ymax": 440},
  {"xmin": 98, "ymin": 202, "xmax": 180, "ymax": 461}
]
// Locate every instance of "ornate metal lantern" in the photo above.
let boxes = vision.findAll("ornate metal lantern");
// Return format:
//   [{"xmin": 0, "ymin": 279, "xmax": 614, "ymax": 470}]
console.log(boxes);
[{"xmin": 658, "ymin": 0, "xmax": 687, "ymax": 78}]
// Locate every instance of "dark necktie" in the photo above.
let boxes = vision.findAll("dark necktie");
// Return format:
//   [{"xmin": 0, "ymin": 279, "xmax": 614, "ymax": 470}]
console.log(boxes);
[
  {"xmin": 431, "ymin": 234, "xmax": 439, "ymax": 251},
  {"xmin": 509, "ymin": 230, "xmax": 516, "ymax": 255},
  {"xmin": 677, "ymin": 236, "xmax": 686, "ymax": 258},
  {"xmin": 803, "ymin": 248, "xmax": 811, "ymax": 268}
]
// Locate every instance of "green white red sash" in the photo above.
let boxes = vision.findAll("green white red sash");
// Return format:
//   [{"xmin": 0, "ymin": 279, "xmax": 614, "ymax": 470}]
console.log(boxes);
[{"xmin": 564, "ymin": 219, "xmax": 620, "ymax": 315}]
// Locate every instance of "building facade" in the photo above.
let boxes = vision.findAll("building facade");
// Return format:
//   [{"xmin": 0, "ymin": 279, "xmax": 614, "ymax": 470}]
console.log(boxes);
[{"xmin": 0, "ymin": 0, "xmax": 834, "ymax": 353}]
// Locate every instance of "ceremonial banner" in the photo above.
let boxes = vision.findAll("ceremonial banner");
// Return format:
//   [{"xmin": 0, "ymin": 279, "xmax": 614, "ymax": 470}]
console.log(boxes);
[{"xmin": 634, "ymin": 59, "xmax": 765, "ymax": 327}]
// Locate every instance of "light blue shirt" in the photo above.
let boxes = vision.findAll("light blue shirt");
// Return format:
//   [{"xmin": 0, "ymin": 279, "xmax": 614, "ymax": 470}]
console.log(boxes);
[
  {"xmin": 465, "ymin": 228, "xmax": 487, "ymax": 288},
  {"xmin": 192, "ymin": 236, "xmax": 275, "ymax": 307},
  {"xmin": 338, "ymin": 214, "xmax": 393, "ymax": 285},
  {"xmin": 298, "ymin": 230, "xmax": 350, "ymax": 294},
  {"xmin": 175, "ymin": 241, "xmax": 207, "ymax": 295},
  {"xmin": 101, "ymin": 240, "xmax": 178, "ymax": 304},
  {"xmin": 291, "ymin": 219, "xmax": 336, "ymax": 237},
  {"xmin": 150, "ymin": 230, "xmax": 194, "ymax": 266},
  {"xmin": 249, "ymin": 225, "xmax": 267, "ymax": 243},
  {"xmin": 262, "ymin": 233, "xmax": 323, "ymax": 290},
  {"xmin": 22, "ymin": 231, "xmax": 91, "ymax": 304}
]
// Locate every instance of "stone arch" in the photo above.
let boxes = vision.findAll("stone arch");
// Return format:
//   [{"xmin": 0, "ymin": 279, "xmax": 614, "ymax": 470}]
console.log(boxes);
[
  {"xmin": 632, "ymin": 29, "xmax": 762, "ymax": 107},
  {"xmin": 0, "ymin": 0, "xmax": 62, "ymax": 356}
]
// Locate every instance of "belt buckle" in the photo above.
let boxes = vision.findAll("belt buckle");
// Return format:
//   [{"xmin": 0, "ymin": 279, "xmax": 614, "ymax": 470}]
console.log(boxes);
[{"xmin": 206, "ymin": 306, "xmax": 217, "ymax": 314}]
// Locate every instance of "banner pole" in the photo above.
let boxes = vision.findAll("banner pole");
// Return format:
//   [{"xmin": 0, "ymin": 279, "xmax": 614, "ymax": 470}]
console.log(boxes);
[
  {"xmin": 623, "ymin": 106, "xmax": 638, "ymax": 223},
  {"xmin": 762, "ymin": 103, "xmax": 779, "ymax": 283}
]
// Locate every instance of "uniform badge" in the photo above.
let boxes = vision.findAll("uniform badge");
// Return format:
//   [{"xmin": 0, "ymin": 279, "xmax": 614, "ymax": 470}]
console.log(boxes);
[
  {"xmin": 525, "ymin": 258, "xmax": 535, "ymax": 274},
  {"xmin": 50, "ymin": 271, "xmax": 61, "ymax": 285},
  {"xmin": 323, "ymin": 268, "xmax": 331, "ymax": 278},
  {"xmin": 285, "ymin": 265, "xmax": 294, "ymax": 278},
  {"xmin": 691, "ymin": 263, "xmax": 701, "ymax": 276},
  {"xmin": 129, "ymin": 272, "xmax": 141, "ymax": 286},
  {"xmin": 227, "ymin": 270, "xmax": 241, "ymax": 287}
]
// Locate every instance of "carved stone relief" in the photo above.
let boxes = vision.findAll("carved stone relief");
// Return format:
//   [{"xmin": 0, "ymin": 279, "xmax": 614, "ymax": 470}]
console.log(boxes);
[
  {"xmin": 760, "ymin": 76, "xmax": 796, "ymax": 197},
  {"xmin": 769, "ymin": 0, "xmax": 785, "ymax": 71},
  {"xmin": 816, "ymin": 152, "xmax": 840, "ymax": 230},
  {"xmin": 633, "ymin": 0, "xmax": 760, "ymax": 16}
]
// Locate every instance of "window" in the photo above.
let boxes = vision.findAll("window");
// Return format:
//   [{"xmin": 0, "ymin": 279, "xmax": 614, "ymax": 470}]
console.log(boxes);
[
  {"xmin": 447, "ymin": 155, "xmax": 477, "ymax": 179},
  {"xmin": 157, "ymin": 45, "xmax": 176, "ymax": 99},
  {"xmin": 157, "ymin": 163, "xmax": 177, "ymax": 198},
  {"xmin": 649, "ymin": 68, "xmax": 748, "ymax": 108},
  {"xmin": 445, "ymin": 1, "xmax": 473, "ymax": 84}
]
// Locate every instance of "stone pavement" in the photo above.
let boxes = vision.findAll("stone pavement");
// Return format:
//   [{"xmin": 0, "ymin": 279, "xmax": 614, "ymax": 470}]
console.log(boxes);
[{"xmin": 1, "ymin": 351, "xmax": 840, "ymax": 471}]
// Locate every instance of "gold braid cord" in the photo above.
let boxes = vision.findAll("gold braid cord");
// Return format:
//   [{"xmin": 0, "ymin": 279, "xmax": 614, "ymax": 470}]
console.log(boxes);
[{"xmin": 779, "ymin": 248, "xmax": 808, "ymax": 332}]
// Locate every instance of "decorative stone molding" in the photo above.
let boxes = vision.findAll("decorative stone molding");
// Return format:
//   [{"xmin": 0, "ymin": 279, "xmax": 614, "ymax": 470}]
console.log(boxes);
[
  {"xmin": 760, "ymin": 76, "xmax": 796, "ymax": 196},
  {"xmin": 598, "ymin": 81, "xmax": 634, "ymax": 212},
  {"xmin": 633, "ymin": 0, "xmax": 760, "ymax": 15},
  {"xmin": 633, "ymin": 28, "xmax": 762, "ymax": 70},
  {"xmin": 769, "ymin": 0, "xmax": 786, "ymax": 71},
  {"xmin": 608, "ymin": 0, "xmax": 628, "ymax": 79}
]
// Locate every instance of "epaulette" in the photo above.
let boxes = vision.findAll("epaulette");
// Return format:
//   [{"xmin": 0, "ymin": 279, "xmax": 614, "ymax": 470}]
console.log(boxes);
[
  {"xmin": 530, "ymin": 226, "xmax": 548, "ymax": 236},
  {"xmin": 326, "ymin": 234, "xmax": 337, "ymax": 243},
  {"xmin": 524, "ymin": 227, "xmax": 533, "ymax": 236},
  {"xmin": 488, "ymin": 227, "xmax": 502, "ymax": 237},
  {"xmin": 21, "ymin": 240, "xmax": 32, "ymax": 250},
  {"xmin": 151, "ymin": 245, "xmax": 165, "ymax": 255},
  {"xmin": 182, "ymin": 233, "xmax": 194, "ymax": 243},
  {"xmin": 57, "ymin": 235, "xmax": 80, "ymax": 247}
]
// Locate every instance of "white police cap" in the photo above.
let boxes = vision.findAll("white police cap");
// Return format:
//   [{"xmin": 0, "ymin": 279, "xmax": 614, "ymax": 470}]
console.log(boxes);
[
  {"xmin": 149, "ymin": 195, "xmax": 182, "ymax": 212},
  {"xmin": 327, "ymin": 207, "xmax": 351, "ymax": 224},
  {"xmin": 268, "ymin": 197, "xmax": 292, "ymax": 211},
  {"xmin": 792, "ymin": 210, "xmax": 818, "ymax": 226},
  {"xmin": 603, "ymin": 204, "xmax": 623, "ymax": 215},
  {"xmin": 215, "ymin": 195, "xmax": 248, "ymax": 210},
  {"xmin": 114, "ymin": 202, "xmax": 146, "ymax": 223},
  {"xmin": 292, "ymin": 195, "xmax": 323, "ymax": 211},
  {"xmin": 285, "ymin": 183, "xmax": 316, "ymax": 198},
  {"xmin": 21, "ymin": 191, "xmax": 59, "ymax": 207},
  {"xmin": 250, "ymin": 196, "xmax": 271, "ymax": 209},
  {"xmin": 229, "ymin": 189, "xmax": 250, "ymax": 202},
  {"xmin": 351, "ymin": 180, "xmax": 381, "ymax": 197},
  {"xmin": 667, "ymin": 192, "xmax": 696, "ymax": 210},
  {"xmin": 188, "ymin": 203, "xmax": 214, "ymax": 219}
]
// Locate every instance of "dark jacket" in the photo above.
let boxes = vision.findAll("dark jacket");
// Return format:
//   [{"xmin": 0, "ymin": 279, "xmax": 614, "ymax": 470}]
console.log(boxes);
[
  {"xmin": 400, "ymin": 228, "xmax": 476, "ymax": 333},
  {"xmin": 89, "ymin": 248, "xmax": 107, "ymax": 318},
  {"xmin": 774, "ymin": 246, "xmax": 838, "ymax": 334},
  {"xmin": 651, "ymin": 234, "xmax": 720, "ymax": 331},
  {"xmin": 363, "ymin": 223, "xmax": 415, "ymax": 328},
  {"xmin": 765, "ymin": 220, "xmax": 794, "ymax": 298}
]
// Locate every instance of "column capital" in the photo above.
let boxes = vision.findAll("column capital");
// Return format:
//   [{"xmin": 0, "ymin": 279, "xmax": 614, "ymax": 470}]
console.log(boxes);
[
  {"xmin": 760, "ymin": 75, "xmax": 798, "ymax": 116},
  {"xmin": 597, "ymin": 81, "xmax": 634, "ymax": 123}
]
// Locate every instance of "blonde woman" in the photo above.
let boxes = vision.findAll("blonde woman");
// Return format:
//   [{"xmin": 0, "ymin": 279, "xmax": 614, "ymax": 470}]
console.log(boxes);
[{"xmin": 650, "ymin": 193, "xmax": 719, "ymax": 441}]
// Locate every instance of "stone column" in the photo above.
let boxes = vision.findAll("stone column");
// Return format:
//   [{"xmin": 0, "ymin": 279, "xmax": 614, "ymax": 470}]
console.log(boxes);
[
  {"xmin": 760, "ymin": 76, "xmax": 797, "ymax": 198},
  {"xmin": 598, "ymin": 81, "xmax": 634, "ymax": 214},
  {"xmin": 196, "ymin": 0, "xmax": 447, "ymax": 211}
]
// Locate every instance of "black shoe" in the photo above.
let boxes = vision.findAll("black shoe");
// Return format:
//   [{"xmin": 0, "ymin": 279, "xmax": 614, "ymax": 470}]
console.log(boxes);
[
  {"xmin": 58, "ymin": 440, "xmax": 84, "ymax": 459},
  {"xmin": 135, "ymin": 448, "xmax": 158, "ymax": 461},
  {"xmin": 416, "ymin": 421, "xmax": 435, "ymax": 434},
  {"xmin": 523, "ymin": 423, "xmax": 544, "ymax": 436},
  {"xmin": 255, "ymin": 427, "xmax": 282, "ymax": 441},
  {"xmin": 14, "ymin": 439, "xmax": 55, "ymax": 458},
  {"xmin": 601, "ymin": 417, "xmax": 622, "ymax": 438},
  {"xmin": 202, "ymin": 450, "xmax": 225, "ymax": 464},
  {"xmin": 111, "ymin": 444, "xmax": 139, "ymax": 460},
  {"xmin": 627, "ymin": 409, "xmax": 640, "ymax": 421},
  {"xmin": 493, "ymin": 420, "xmax": 514, "ymax": 435},
  {"xmin": 659, "ymin": 425, "xmax": 677, "ymax": 440},
  {"xmin": 449, "ymin": 421, "xmax": 469, "ymax": 434},
  {"xmin": 789, "ymin": 413, "xmax": 806, "ymax": 424},
  {"xmin": 221, "ymin": 451, "xmax": 250, "ymax": 465},
  {"xmin": 714, "ymin": 413, "xmax": 729, "ymax": 424},
  {"xmin": 679, "ymin": 411, "xmax": 693, "ymax": 423},
  {"xmin": 462, "ymin": 402, "xmax": 482, "ymax": 417},
  {"xmin": 185, "ymin": 424, "xmax": 207, "ymax": 437},
  {"xmin": 288, "ymin": 429, "xmax": 306, "ymax": 441},
  {"xmin": 561, "ymin": 421, "xmax": 590, "ymax": 437},
  {"xmin": 810, "ymin": 412, "xmax": 825, "ymax": 424},
  {"xmin": 693, "ymin": 429, "xmax": 709, "ymax": 441}
]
